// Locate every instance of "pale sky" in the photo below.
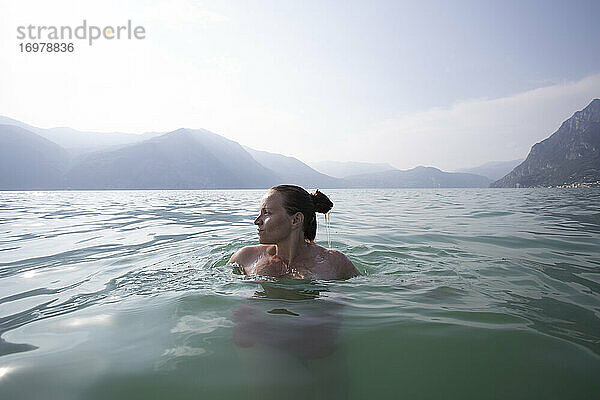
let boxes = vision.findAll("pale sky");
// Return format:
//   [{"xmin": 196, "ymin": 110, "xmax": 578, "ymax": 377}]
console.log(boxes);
[{"xmin": 1, "ymin": 0, "xmax": 599, "ymax": 170}]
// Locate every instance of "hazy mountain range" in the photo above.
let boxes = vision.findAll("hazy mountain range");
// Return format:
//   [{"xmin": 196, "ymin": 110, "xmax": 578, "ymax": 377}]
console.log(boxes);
[
  {"xmin": 243, "ymin": 147, "xmax": 343, "ymax": 188},
  {"xmin": 492, "ymin": 98, "xmax": 600, "ymax": 187},
  {"xmin": 65, "ymin": 129, "xmax": 279, "ymax": 189},
  {"xmin": 0, "ymin": 118, "xmax": 493, "ymax": 190},
  {"xmin": 455, "ymin": 159, "xmax": 524, "ymax": 181},
  {"xmin": 0, "ymin": 124, "xmax": 68, "ymax": 190},
  {"xmin": 0, "ymin": 115, "xmax": 160, "ymax": 153},
  {"xmin": 309, "ymin": 161, "xmax": 396, "ymax": 179},
  {"xmin": 4, "ymin": 99, "xmax": 597, "ymax": 190},
  {"xmin": 344, "ymin": 166, "xmax": 492, "ymax": 188}
]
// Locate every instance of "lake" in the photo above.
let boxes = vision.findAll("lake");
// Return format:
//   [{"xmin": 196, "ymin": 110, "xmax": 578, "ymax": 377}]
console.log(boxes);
[{"xmin": 1, "ymin": 189, "xmax": 599, "ymax": 399}]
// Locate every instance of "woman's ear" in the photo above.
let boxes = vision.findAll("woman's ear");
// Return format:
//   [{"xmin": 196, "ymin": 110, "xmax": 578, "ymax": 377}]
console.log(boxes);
[{"xmin": 291, "ymin": 212, "xmax": 304, "ymax": 229}]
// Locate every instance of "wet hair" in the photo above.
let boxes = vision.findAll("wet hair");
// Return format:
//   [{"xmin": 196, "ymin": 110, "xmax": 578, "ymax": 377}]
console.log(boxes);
[{"xmin": 270, "ymin": 185, "xmax": 333, "ymax": 242}]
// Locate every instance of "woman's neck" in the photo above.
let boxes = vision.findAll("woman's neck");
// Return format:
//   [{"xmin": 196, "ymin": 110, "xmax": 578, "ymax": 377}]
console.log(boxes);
[{"xmin": 275, "ymin": 233, "xmax": 309, "ymax": 265}]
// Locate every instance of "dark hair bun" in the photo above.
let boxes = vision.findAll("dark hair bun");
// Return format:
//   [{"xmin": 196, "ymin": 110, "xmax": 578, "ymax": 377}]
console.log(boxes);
[{"xmin": 311, "ymin": 189, "xmax": 333, "ymax": 214}]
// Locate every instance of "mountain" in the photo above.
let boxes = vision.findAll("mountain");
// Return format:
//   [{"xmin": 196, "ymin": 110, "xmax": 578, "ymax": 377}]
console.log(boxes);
[
  {"xmin": 0, "ymin": 115, "xmax": 160, "ymax": 152},
  {"xmin": 492, "ymin": 99, "xmax": 600, "ymax": 188},
  {"xmin": 38, "ymin": 127, "xmax": 160, "ymax": 152},
  {"xmin": 65, "ymin": 129, "xmax": 279, "ymax": 189},
  {"xmin": 0, "ymin": 116, "xmax": 500, "ymax": 190},
  {"xmin": 455, "ymin": 159, "xmax": 524, "ymax": 181},
  {"xmin": 344, "ymin": 166, "xmax": 492, "ymax": 188},
  {"xmin": 310, "ymin": 160, "xmax": 396, "ymax": 178},
  {"xmin": 244, "ymin": 147, "xmax": 344, "ymax": 188},
  {"xmin": 0, "ymin": 124, "xmax": 69, "ymax": 189}
]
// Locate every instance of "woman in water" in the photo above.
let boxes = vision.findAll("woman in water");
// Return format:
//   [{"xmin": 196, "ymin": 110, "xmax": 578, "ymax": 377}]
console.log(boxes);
[{"xmin": 229, "ymin": 185, "xmax": 360, "ymax": 280}]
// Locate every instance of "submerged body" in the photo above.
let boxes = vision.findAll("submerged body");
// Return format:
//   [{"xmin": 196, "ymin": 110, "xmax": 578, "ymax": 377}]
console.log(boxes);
[{"xmin": 229, "ymin": 185, "xmax": 360, "ymax": 280}]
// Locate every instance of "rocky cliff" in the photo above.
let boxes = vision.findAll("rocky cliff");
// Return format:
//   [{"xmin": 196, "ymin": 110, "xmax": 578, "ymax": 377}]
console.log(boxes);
[{"xmin": 492, "ymin": 99, "xmax": 600, "ymax": 187}]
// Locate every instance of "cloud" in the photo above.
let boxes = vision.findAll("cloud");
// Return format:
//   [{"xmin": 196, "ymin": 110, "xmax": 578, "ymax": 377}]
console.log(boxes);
[{"xmin": 344, "ymin": 73, "xmax": 600, "ymax": 170}]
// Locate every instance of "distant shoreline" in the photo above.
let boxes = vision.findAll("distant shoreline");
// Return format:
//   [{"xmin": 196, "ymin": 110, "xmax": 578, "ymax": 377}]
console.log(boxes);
[{"xmin": 2, "ymin": 186, "xmax": 600, "ymax": 192}]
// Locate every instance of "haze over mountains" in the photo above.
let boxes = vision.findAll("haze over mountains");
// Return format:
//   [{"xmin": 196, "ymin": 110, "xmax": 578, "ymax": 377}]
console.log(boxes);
[
  {"xmin": 0, "ymin": 117, "xmax": 493, "ymax": 190},
  {"xmin": 2, "ymin": 100, "xmax": 597, "ymax": 190},
  {"xmin": 243, "ymin": 147, "xmax": 343, "ymax": 188},
  {"xmin": 65, "ymin": 129, "xmax": 279, "ymax": 189},
  {"xmin": 455, "ymin": 159, "xmax": 524, "ymax": 181},
  {"xmin": 0, "ymin": 116, "xmax": 159, "ymax": 153},
  {"xmin": 0, "ymin": 125, "xmax": 68, "ymax": 190},
  {"xmin": 345, "ymin": 166, "xmax": 491, "ymax": 188},
  {"xmin": 310, "ymin": 161, "xmax": 396, "ymax": 179}
]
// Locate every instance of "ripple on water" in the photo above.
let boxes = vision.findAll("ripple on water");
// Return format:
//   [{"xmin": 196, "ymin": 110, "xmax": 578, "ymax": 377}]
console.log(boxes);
[{"xmin": 0, "ymin": 189, "xmax": 599, "ymax": 399}]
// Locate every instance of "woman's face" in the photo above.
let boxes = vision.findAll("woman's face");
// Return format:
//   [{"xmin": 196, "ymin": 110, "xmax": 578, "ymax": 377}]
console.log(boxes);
[{"xmin": 254, "ymin": 191, "xmax": 293, "ymax": 244}]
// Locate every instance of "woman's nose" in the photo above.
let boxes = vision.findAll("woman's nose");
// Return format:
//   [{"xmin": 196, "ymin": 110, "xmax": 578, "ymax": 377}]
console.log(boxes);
[{"xmin": 254, "ymin": 216, "xmax": 261, "ymax": 225}]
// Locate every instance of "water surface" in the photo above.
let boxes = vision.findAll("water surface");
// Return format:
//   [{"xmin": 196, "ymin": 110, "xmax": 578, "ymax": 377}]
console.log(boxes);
[{"xmin": 1, "ymin": 189, "xmax": 599, "ymax": 399}]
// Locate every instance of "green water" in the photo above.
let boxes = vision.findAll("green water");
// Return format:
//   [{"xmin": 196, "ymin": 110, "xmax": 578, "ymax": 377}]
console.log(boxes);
[{"xmin": 0, "ymin": 189, "xmax": 599, "ymax": 399}]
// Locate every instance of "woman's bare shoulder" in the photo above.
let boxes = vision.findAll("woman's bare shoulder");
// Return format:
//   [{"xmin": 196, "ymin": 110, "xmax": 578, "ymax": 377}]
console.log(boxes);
[
  {"xmin": 228, "ymin": 245, "xmax": 275, "ymax": 267},
  {"xmin": 316, "ymin": 245, "xmax": 361, "ymax": 279}
]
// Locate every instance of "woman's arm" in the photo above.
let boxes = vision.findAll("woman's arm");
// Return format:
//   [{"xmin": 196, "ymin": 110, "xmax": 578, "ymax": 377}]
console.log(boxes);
[{"xmin": 228, "ymin": 246, "xmax": 261, "ymax": 274}]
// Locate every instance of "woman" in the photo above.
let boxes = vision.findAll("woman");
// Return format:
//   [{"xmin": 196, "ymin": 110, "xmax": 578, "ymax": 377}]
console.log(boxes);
[{"xmin": 229, "ymin": 185, "xmax": 360, "ymax": 280}]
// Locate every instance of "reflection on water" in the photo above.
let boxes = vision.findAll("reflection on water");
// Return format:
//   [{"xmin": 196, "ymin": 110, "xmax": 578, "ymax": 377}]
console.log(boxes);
[
  {"xmin": 254, "ymin": 280, "xmax": 324, "ymax": 300},
  {"xmin": 0, "ymin": 338, "xmax": 36, "ymax": 357},
  {"xmin": 232, "ymin": 282, "xmax": 348, "ymax": 400}
]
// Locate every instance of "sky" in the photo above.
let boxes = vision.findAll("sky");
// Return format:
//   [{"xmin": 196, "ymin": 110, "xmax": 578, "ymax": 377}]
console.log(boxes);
[{"xmin": 1, "ymin": 0, "xmax": 599, "ymax": 170}]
